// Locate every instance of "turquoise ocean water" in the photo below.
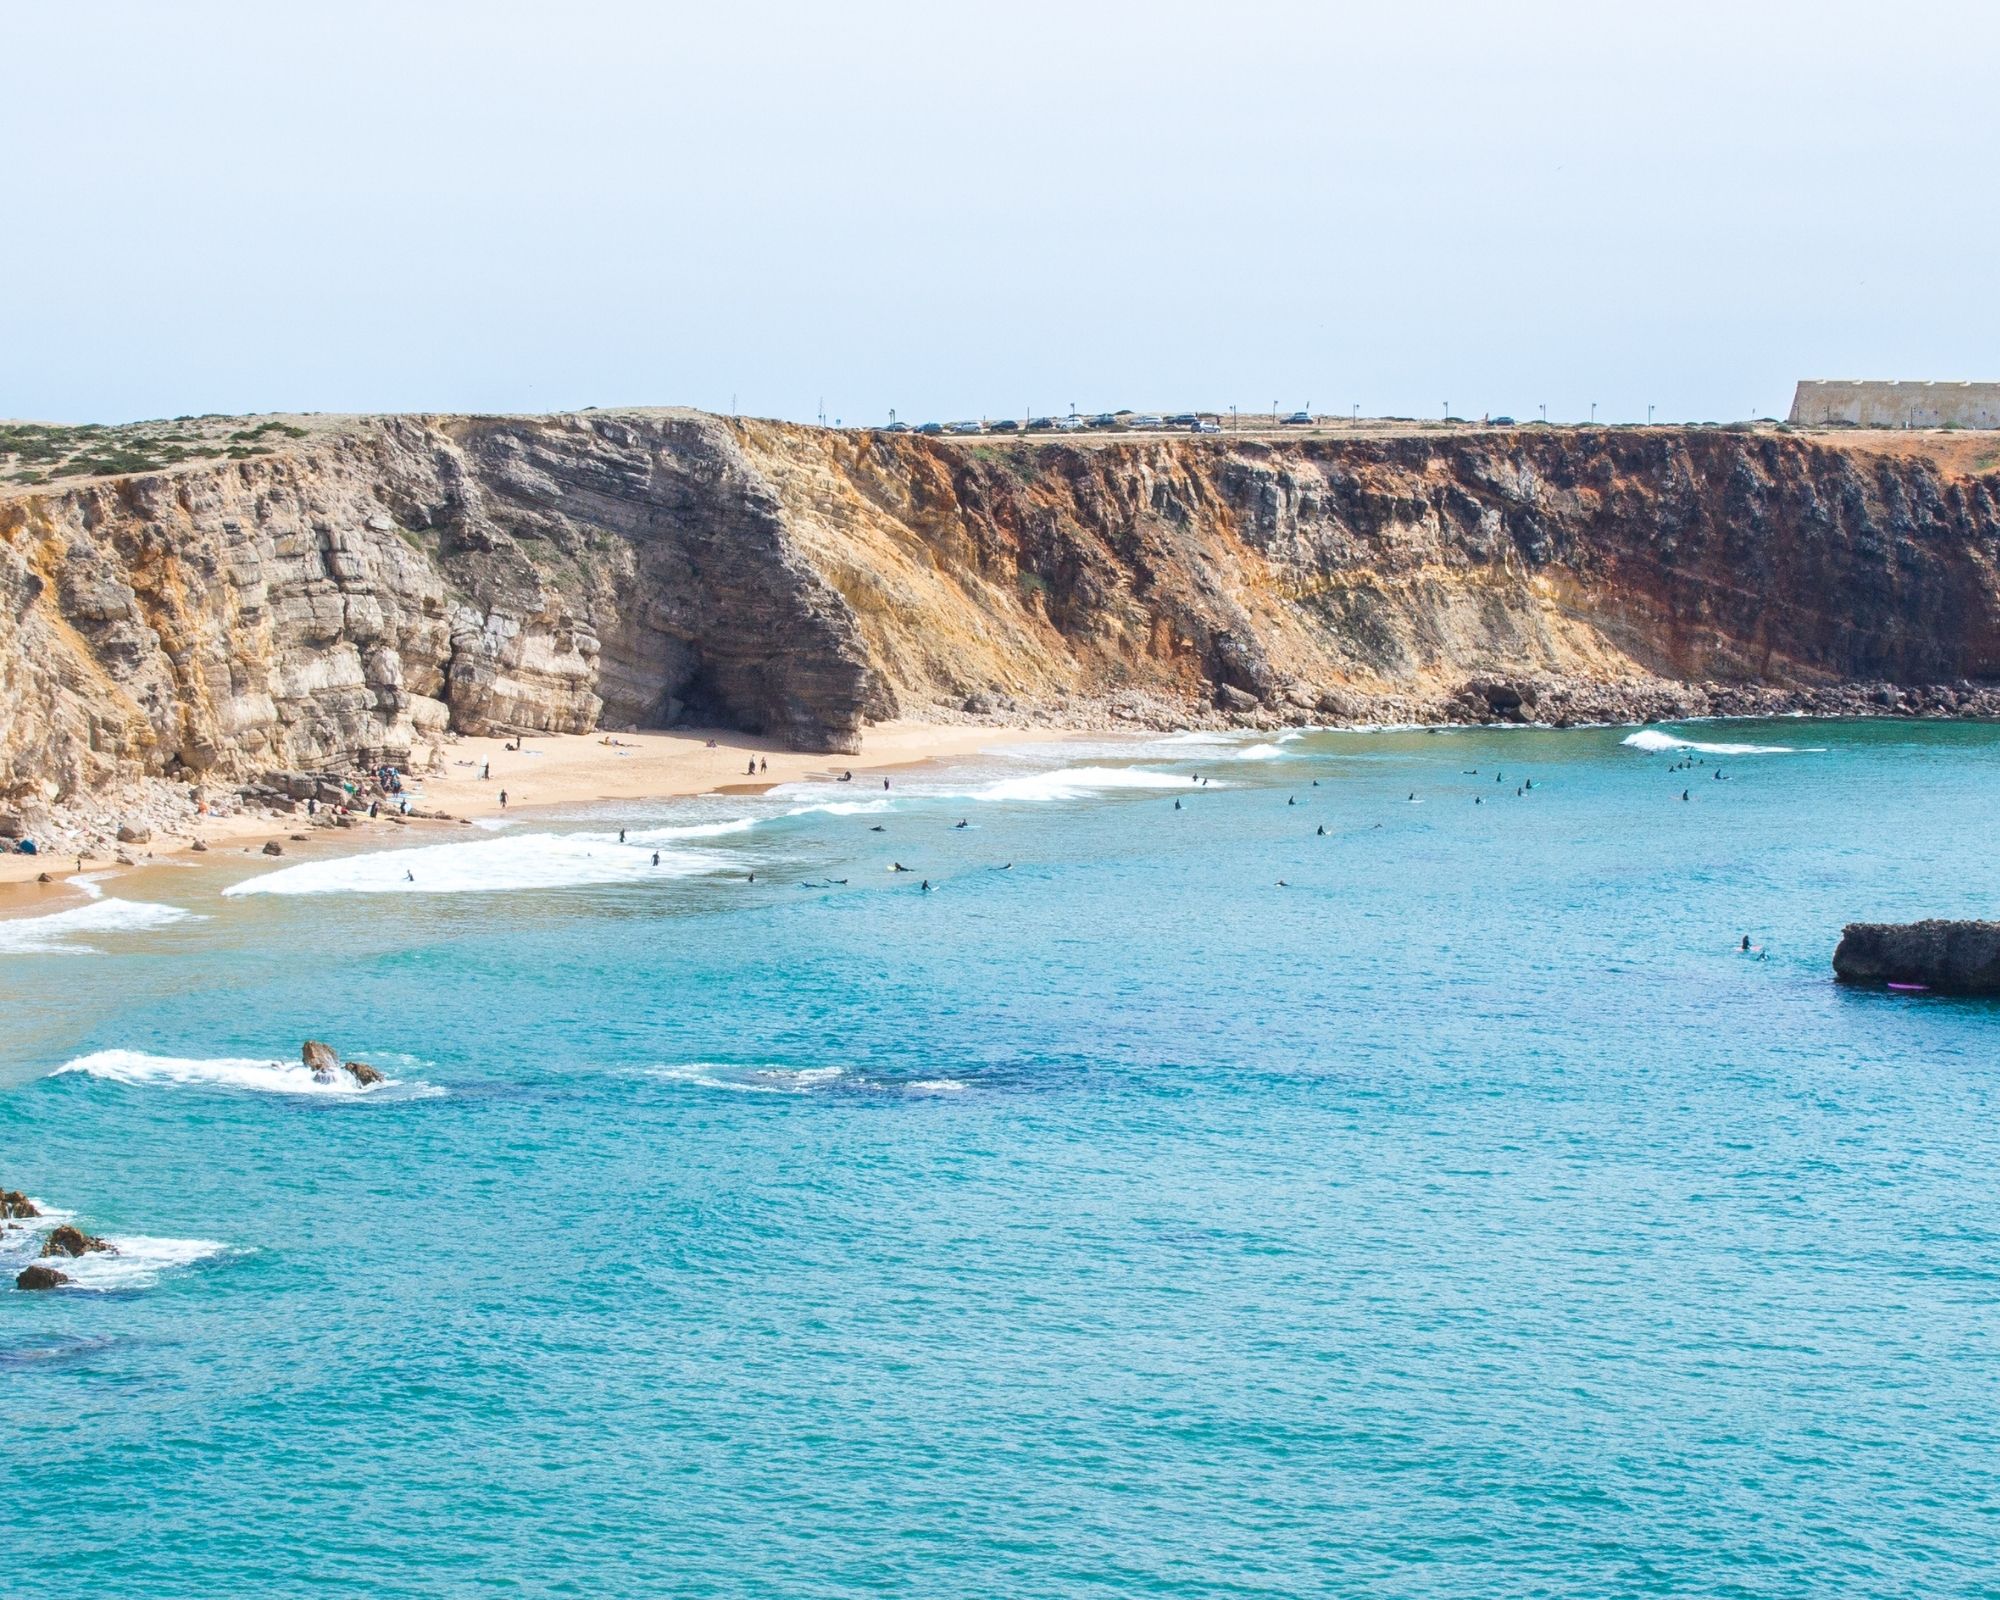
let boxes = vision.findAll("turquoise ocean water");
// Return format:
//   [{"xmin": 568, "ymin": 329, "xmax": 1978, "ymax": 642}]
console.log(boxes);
[{"xmin": 3, "ymin": 719, "xmax": 1998, "ymax": 1597}]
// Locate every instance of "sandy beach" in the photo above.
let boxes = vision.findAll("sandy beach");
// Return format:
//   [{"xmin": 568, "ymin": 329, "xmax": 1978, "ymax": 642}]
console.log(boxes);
[{"xmin": 0, "ymin": 720, "xmax": 1061, "ymax": 903}]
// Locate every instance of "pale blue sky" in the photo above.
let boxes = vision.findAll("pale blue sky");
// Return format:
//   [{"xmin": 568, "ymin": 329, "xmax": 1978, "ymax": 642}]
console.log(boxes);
[{"xmin": 6, "ymin": 0, "xmax": 1994, "ymax": 426}]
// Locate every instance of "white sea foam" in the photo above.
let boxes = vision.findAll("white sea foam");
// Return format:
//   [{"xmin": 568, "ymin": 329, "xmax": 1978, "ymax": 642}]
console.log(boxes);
[
  {"xmin": 53, "ymin": 1048, "xmax": 427, "ymax": 1098},
  {"xmin": 650, "ymin": 1062, "xmax": 847, "ymax": 1094},
  {"xmin": 221, "ymin": 831, "xmax": 734, "ymax": 897},
  {"xmin": 1622, "ymin": 729, "xmax": 1820, "ymax": 756},
  {"xmin": 41, "ymin": 1234, "xmax": 229, "ymax": 1292},
  {"xmin": 905, "ymin": 1078, "xmax": 970, "ymax": 1095},
  {"xmin": 618, "ymin": 817, "xmax": 761, "ymax": 845},
  {"xmin": 936, "ymin": 765, "xmax": 1191, "ymax": 804},
  {"xmin": 784, "ymin": 798, "xmax": 895, "ymax": 818},
  {"xmin": 0, "ymin": 898, "xmax": 200, "ymax": 956}
]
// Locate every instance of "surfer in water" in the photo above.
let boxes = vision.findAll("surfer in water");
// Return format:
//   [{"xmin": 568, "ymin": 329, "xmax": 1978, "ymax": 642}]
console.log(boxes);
[
  {"xmin": 1173, "ymin": 799, "xmax": 1182, "ymax": 810},
  {"xmin": 404, "ymin": 869, "xmax": 414, "ymax": 882},
  {"xmin": 652, "ymin": 851, "xmax": 660, "ymax": 866},
  {"xmin": 1316, "ymin": 824, "xmax": 1325, "ymax": 835}
]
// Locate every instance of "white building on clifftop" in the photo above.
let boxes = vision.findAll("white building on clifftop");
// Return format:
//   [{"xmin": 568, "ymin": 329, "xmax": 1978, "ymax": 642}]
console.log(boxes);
[{"xmin": 1789, "ymin": 380, "xmax": 2000, "ymax": 429}]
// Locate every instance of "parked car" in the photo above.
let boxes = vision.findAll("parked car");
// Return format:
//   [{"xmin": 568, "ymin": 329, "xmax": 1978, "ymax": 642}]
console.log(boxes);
[
  {"xmin": 1281, "ymin": 410, "xmax": 1312, "ymax": 425},
  {"xmin": 917, "ymin": 422, "xmax": 945, "ymax": 435},
  {"xmin": 989, "ymin": 419, "xmax": 1020, "ymax": 433},
  {"xmin": 1490, "ymin": 416, "xmax": 1515, "ymax": 426},
  {"xmin": 1191, "ymin": 419, "xmax": 1221, "ymax": 434},
  {"xmin": 1026, "ymin": 417, "xmax": 1059, "ymax": 432},
  {"xmin": 945, "ymin": 420, "xmax": 984, "ymax": 435},
  {"xmin": 1166, "ymin": 413, "xmax": 1198, "ymax": 427},
  {"xmin": 1088, "ymin": 413, "xmax": 1121, "ymax": 428},
  {"xmin": 882, "ymin": 420, "xmax": 910, "ymax": 433},
  {"xmin": 1056, "ymin": 416, "xmax": 1086, "ymax": 431}
]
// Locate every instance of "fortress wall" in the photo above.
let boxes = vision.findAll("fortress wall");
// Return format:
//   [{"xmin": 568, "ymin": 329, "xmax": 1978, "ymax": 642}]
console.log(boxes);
[{"xmin": 1790, "ymin": 380, "xmax": 2000, "ymax": 429}]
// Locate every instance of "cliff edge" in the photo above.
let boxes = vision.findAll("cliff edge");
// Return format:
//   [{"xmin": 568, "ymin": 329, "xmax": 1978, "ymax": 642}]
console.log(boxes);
[{"xmin": 4, "ymin": 410, "xmax": 1999, "ymax": 819}]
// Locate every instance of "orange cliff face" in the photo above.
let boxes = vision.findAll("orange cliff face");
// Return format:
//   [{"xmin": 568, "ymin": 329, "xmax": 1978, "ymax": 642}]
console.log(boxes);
[{"xmin": 4, "ymin": 410, "xmax": 2000, "ymax": 807}]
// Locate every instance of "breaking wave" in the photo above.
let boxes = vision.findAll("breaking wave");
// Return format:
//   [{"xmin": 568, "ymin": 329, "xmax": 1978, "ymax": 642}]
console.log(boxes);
[
  {"xmin": 53, "ymin": 1048, "xmax": 430, "ymax": 1098},
  {"xmin": 1622, "ymin": 729, "xmax": 1819, "ymax": 756},
  {"xmin": 20, "ymin": 1233, "xmax": 230, "ymax": 1293},
  {"xmin": 221, "ymin": 832, "xmax": 735, "ymax": 897},
  {"xmin": 936, "ymin": 765, "xmax": 1191, "ymax": 804},
  {"xmin": 0, "ymin": 897, "xmax": 199, "ymax": 955}
]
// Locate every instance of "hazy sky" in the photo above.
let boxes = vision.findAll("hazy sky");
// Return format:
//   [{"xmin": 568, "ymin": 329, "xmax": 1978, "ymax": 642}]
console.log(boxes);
[{"xmin": 6, "ymin": 1, "xmax": 1995, "ymax": 426}]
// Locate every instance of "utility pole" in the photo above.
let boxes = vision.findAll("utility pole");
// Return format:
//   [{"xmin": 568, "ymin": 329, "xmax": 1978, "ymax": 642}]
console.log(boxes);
[
  {"xmin": 1352, "ymin": 404, "xmax": 1358, "ymax": 424},
  {"xmin": 1647, "ymin": 404, "xmax": 1654, "ymax": 425},
  {"xmin": 1540, "ymin": 403, "xmax": 1546, "ymax": 423},
  {"xmin": 1590, "ymin": 401, "xmax": 1597, "ymax": 425},
  {"xmin": 1230, "ymin": 404, "xmax": 1237, "ymax": 431}
]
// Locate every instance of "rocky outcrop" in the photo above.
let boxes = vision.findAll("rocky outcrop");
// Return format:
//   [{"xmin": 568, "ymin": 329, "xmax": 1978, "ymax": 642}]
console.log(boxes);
[
  {"xmin": 4, "ymin": 413, "xmax": 1999, "ymax": 816},
  {"xmin": 1, "ymin": 1190, "xmax": 38, "ymax": 1219},
  {"xmin": 1833, "ymin": 920, "xmax": 2000, "ymax": 994},
  {"xmin": 16, "ymin": 1264, "xmax": 68, "ymax": 1291},
  {"xmin": 302, "ymin": 1039, "xmax": 383, "ymax": 1087},
  {"xmin": 40, "ymin": 1224, "xmax": 112, "ymax": 1258}
]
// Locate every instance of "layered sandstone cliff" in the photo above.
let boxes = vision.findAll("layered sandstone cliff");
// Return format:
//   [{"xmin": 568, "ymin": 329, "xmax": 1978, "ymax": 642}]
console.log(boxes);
[{"xmin": 3, "ymin": 410, "xmax": 1998, "ymax": 812}]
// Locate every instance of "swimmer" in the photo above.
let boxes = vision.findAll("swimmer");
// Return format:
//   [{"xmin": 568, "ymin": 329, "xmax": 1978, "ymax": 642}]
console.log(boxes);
[
  {"xmin": 1316, "ymin": 824, "xmax": 1325, "ymax": 835},
  {"xmin": 1173, "ymin": 799, "xmax": 1182, "ymax": 810},
  {"xmin": 1288, "ymin": 796, "xmax": 1296, "ymax": 806},
  {"xmin": 652, "ymin": 851, "xmax": 660, "ymax": 866},
  {"xmin": 891, "ymin": 862, "xmax": 911, "ymax": 872},
  {"xmin": 1311, "ymin": 779, "xmax": 1320, "ymax": 787},
  {"xmin": 1681, "ymin": 789, "xmax": 1690, "ymax": 801},
  {"xmin": 404, "ymin": 869, "xmax": 414, "ymax": 882},
  {"xmin": 870, "ymin": 824, "xmax": 887, "ymax": 833},
  {"xmin": 884, "ymin": 778, "xmax": 891, "ymax": 790},
  {"xmin": 955, "ymin": 819, "xmax": 969, "ymax": 829},
  {"xmin": 1524, "ymin": 778, "xmax": 1533, "ymax": 790},
  {"xmin": 747, "ymin": 872, "xmax": 755, "ymax": 883},
  {"xmin": 1276, "ymin": 879, "xmax": 1290, "ymax": 888}
]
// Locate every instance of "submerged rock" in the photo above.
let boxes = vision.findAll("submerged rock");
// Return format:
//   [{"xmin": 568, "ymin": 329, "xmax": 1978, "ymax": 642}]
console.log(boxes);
[
  {"xmin": 1833, "ymin": 920, "xmax": 2000, "ymax": 995},
  {"xmin": 1, "ymin": 1190, "xmax": 39, "ymax": 1219},
  {"xmin": 16, "ymin": 1265, "xmax": 69, "ymax": 1291},
  {"xmin": 40, "ymin": 1224, "xmax": 113, "ymax": 1259}
]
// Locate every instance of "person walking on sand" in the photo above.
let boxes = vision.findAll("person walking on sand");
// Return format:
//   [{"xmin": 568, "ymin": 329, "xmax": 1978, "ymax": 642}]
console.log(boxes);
[
  {"xmin": 499, "ymin": 789, "xmax": 508, "ymax": 809},
  {"xmin": 759, "ymin": 758, "xmax": 767, "ymax": 774},
  {"xmin": 482, "ymin": 762, "xmax": 490, "ymax": 780},
  {"xmin": 748, "ymin": 758, "xmax": 757, "ymax": 776}
]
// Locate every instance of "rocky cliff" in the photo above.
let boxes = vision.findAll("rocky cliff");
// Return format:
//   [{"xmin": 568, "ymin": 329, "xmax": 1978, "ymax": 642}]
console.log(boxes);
[{"xmin": 4, "ymin": 410, "xmax": 1999, "ymax": 811}]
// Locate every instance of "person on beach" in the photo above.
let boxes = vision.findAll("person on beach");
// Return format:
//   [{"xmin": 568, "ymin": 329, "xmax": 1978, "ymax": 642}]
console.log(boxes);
[
  {"xmin": 759, "ymin": 758, "xmax": 767, "ymax": 774},
  {"xmin": 748, "ymin": 758, "xmax": 757, "ymax": 775},
  {"xmin": 619, "ymin": 829, "xmax": 626, "ymax": 843},
  {"xmin": 307, "ymin": 797, "xmax": 317, "ymax": 816},
  {"xmin": 482, "ymin": 762, "xmax": 490, "ymax": 780},
  {"xmin": 499, "ymin": 790, "xmax": 508, "ymax": 809}
]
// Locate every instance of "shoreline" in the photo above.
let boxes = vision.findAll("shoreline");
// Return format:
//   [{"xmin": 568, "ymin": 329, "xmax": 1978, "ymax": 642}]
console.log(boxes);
[
  {"xmin": 4, "ymin": 701, "xmax": 1994, "ymax": 912},
  {"xmin": 0, "ymin": 721, "xmax": 1066, "ymax": 910}
]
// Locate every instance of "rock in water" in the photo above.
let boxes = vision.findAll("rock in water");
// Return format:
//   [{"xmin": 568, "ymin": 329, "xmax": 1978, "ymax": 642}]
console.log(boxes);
[
  {"xmin": 40, "ymin": 1224, "xmax": 113, "ymax": 1258},
  {"xmin": 302, "ymin": 1040, "xmax": 341, "ymax": 1081},
  {"xmin": 1832, "ymin": 920, "xmax": 2000, "ymax": 995},
  {"xmin": 343, "ymin": 1060, "xmax": 384, "ymax": 1087},
  {"xmin": 16, "ymin": 1265, "xmax": 69, "ymax": 1291},
  {"xmin": 1, "ymin": 1190, "xmax": 39, "ymax": 1219}
]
